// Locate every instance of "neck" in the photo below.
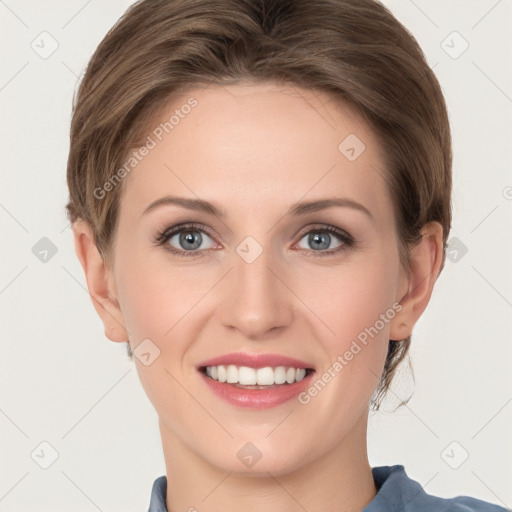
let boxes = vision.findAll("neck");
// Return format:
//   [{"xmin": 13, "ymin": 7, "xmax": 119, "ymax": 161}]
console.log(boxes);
[{"xmin": 159, "ymin": 412, "xmax": 377, "ymax": 512}]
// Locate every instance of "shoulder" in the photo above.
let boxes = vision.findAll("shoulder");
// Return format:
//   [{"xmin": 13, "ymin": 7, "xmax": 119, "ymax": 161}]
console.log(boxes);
[{"xmin": 366, "ymin": 465, "xmax": 509, "ymax": 512}]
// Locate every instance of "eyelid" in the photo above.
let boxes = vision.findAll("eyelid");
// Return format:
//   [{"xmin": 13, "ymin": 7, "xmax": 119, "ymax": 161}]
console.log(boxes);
[
  {"xmin": 154, "ymin": 221, "xmax": 355, "ymax": 257},
  {"xmin": 154, "ymin": 222, "xmax": 219, "ymax": 246},
  {"xmin": 294, "ymin": 223, "xmax": 352, "ymax": 240},
  {"xmin": 293, "ymin": 224, "xmax": 355, "ymax": 254}
]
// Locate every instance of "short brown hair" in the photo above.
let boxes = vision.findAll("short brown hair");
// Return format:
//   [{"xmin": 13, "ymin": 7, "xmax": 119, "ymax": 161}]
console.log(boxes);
[{"xmin": 65, "ymin": 0, "xmax": 452, "ymax": 408}]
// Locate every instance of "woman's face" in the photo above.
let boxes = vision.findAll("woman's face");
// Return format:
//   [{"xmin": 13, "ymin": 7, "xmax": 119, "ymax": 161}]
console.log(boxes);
[{"xmin": 108, "ymin": 82, "xmax": 409, "ymax": 474}]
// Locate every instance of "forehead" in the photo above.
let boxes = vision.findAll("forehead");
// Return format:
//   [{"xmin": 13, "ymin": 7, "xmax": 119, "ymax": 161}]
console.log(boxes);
[{"xmin": 119, "ymin": 82, "xmax": 391, "ymax": 221}]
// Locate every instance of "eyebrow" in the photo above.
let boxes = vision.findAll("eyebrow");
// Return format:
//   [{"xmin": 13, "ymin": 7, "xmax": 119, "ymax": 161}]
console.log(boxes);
[{"xmin": 142, "ymin": 195, "xmax": 373, "ymax": 220}]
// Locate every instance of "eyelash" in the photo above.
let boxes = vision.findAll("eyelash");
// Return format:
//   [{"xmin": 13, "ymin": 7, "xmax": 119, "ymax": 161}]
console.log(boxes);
[{"xmin": 153, "ymin": 222, "xmax": 355, "ymax": 258}]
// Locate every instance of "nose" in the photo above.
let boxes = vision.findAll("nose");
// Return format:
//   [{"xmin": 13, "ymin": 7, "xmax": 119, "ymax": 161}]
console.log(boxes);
[{"xmin": 217, "ymin": 243, "xmax": 293, "ymax": 339}]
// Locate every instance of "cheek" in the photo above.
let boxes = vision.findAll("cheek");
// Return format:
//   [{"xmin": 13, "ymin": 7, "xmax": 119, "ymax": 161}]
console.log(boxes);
[
  {"xmin": 113, "ymin": 254, "xmax": 198, "ymax": 414},
  {"xmin": 298, "ymin": 252, "xmax": 399, "ymax": 408},
  {"xmin": 114, "ymin": 236, "xmax": 205, "ymax": 343},
  {"xmin": 117, "ymin": 273, "xmax": 171, "ymax": 343},
  {"xmin": 297, "ymin": 253, "xmax": 399, "ymax": 350}
]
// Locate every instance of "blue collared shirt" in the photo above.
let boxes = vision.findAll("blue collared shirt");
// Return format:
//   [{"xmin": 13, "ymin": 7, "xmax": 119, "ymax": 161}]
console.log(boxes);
[{"xmin": 147, "ymin": 465, "xmax": 508, "ymax": 511}]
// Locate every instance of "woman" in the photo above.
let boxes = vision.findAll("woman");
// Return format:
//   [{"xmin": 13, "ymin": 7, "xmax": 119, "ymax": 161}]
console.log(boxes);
[{"xmin": 65, "ymin": 0, "xmax": 507, "ymax": 510}]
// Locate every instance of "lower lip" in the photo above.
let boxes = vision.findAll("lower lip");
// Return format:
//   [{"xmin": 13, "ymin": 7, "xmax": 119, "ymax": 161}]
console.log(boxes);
[{"xmin": 199, "ymin": 370, "xmax": 315, "ymax": 409}]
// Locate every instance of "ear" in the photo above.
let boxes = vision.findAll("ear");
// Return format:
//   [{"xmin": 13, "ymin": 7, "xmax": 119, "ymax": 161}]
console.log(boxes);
[
  {"xmin": 389, "ymin": 221, "xmax": 444, "ymax": 341},
  {"xmin": 71, "ymin": 220, "xmax": 128, "ymax": 343}
]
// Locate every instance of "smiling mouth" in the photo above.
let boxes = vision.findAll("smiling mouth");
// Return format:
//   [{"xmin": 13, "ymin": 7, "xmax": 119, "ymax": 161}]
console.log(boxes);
[{"xmin": 199, "ymin": 365, "xmax": 315, "ymax": 388}]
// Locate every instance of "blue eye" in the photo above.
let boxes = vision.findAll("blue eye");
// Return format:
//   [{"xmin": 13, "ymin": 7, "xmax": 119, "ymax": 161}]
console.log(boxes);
[
  {"xmin": 296, "ymin": 226, "xmax": 354, "ymax": 255},
  {"xmin": 154, "ymin": 223, "xmax": 355, "ymax": 257},
  {"xmin": 154, "ymin": 223, "xmax": 215, "ymax": 257}
]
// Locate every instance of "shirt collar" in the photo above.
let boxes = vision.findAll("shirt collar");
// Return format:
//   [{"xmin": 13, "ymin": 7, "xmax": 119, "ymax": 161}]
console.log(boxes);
[
  {"xmin": 147, "ymin": 466, "xmax": 410, "ymax": 512},
  {"xmin": 147, "ymin": 464, "xmax": 504, "ymax": 512},
  {"xmin": 148, "ymin": 475, "xmax": 167, "ymax": 512}
]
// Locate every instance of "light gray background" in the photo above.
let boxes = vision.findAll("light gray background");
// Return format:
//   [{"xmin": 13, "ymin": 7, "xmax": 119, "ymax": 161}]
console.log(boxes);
[{"xmin": 1, "ymin": 1, "xmax": 511, "ymax": 511}]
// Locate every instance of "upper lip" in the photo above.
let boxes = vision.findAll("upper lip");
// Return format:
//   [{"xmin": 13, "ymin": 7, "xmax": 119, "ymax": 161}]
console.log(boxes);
[{"xmin": 197, "ymin": 352, "xmax": 315, "ymax": 370}]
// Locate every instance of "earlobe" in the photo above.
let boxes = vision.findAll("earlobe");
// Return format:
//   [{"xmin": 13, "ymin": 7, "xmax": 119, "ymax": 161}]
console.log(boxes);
[
  {"xmin": 389, "ymin": 221, "xmax": 444, "ymax": 341},
  {"xmin": 71, "ymin": 220, "xmax": 128, "ymax": 343}
]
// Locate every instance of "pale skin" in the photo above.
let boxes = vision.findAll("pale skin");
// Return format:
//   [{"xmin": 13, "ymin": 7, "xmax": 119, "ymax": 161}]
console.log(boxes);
[{"xmin": 72, "ymin": 82, "xmax": 444, "ymax": 512}]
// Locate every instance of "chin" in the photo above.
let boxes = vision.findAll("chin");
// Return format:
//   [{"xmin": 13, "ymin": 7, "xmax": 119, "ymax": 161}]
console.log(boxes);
[{"xmin": 206, "ymin": 439, "xmax": 312, "ymax": 478}]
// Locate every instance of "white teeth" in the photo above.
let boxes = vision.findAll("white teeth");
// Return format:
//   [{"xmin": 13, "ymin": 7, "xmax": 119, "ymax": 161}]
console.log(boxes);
[
  {"xmin": 274, "ymin": 366, "xmax": 286, "ymax": 384},
  {"xmin": 203, "ymin": 365, "xmax": 310, "ymax": 385},
  {"xmin": 217, "ymin": 364, "xmax": 227, "ymax": 383},
  {"xmin": 256, "ymin": 367, "xmax": 274, "ymax": 386},
  {"xmin": 239, "ymin": 366, "xmax": 257, "ymax": 385},
  {"xmin": 226, "ymin": 364, "xmax": 238, "ymax": 383},
  {"xmin": 296, "ymin": 368, "xmax": 306, "ymax": 381}
]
